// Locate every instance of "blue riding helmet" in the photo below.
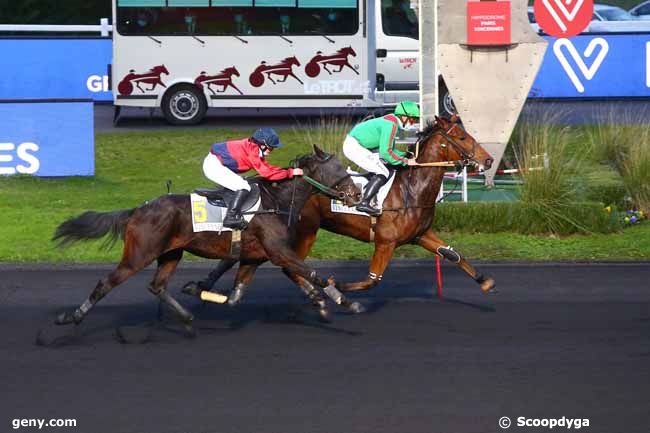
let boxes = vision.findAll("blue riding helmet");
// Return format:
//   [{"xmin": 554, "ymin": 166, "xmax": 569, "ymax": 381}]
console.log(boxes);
[{"xmin": 251, "ymin": 128, "xmax": 283, "ymax": 149}]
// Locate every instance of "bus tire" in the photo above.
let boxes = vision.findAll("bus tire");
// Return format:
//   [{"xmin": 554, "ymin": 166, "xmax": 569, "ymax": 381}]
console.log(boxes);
[
  {"xmin": 438, "ymin": 81, "xmax": 457, "ymax": 118},
  {"xmin": 161, "ymin": 84, "xmax": 207, "ymax": 126}
]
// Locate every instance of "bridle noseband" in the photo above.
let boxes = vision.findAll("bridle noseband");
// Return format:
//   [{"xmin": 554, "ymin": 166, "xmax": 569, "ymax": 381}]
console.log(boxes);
[{"xmin": 412, "ymin": 122, "xmax": 477, "ymax": 168}]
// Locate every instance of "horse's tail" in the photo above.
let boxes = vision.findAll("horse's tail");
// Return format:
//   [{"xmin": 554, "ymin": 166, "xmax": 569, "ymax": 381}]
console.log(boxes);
[{"xmin": 53, "ymin": 208, "xmax": 136, "ymax": 249}]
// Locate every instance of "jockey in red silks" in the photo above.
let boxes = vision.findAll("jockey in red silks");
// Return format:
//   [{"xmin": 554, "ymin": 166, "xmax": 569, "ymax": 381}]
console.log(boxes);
[{"xmin": 202, "ymin": 128, "xmax": 303, "ymax": 229}]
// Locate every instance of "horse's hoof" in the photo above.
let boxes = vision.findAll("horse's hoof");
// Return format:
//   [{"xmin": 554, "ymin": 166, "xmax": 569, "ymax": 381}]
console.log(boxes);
[
  {"xmin": 228, "ymin": 288, "xmax": 244, "ymax": 306},
  {"xmin": 480, "ymin": 278, "xmax": 497, "ymax": 294},
  {"xmin": 181, "ymin": 281, "xmax": 202, "ymax": 297},
  {"xmin": 182, "ymin": 323, "xmax": 197, "ymax": 339},
  {"xmin": 55, "ymin": 311, "xmax": 81, "ymax": 325},
  {"xmin": 348, "ymin": 301, "xmax": 366, "ymax": 314},
  {"xmin": 318, "ymin": 307, "xmax": 332, "ymax": 323}
]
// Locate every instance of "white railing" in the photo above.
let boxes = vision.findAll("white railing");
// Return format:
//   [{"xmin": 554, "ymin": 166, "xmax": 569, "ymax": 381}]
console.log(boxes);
[{"xmin": 0, "ymin": 18, "xmax": 112, "ymax": 37}]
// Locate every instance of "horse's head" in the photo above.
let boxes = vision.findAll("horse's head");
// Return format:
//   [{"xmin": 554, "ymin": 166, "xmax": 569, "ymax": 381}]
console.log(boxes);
[
  {"xmin": 153, "ymin": 65, "xmax": 170, "ymax": 75},
  {"xmin": 416, "ymin": 115, "xmax": 493, "ymax": 172},
  {"xmin": 285, "ymin": 56, "xmax": 300, "ymax": 67},
  {"xmin": 222, "ymin": 66, "xmax": 239, "ymax": 77},
  {"xmin": 340, "ymin": 46, "xmax": 356, "ymax": 57},
  {"xmin": 297, "ymin": 145, "xmax": 360, "ymax": 206}
]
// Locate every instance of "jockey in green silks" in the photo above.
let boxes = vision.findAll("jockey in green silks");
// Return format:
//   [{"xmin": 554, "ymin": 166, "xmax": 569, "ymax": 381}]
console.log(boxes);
[{"xmin": 343, "ymin": 101, "xmax": 420, "ymax": 216}]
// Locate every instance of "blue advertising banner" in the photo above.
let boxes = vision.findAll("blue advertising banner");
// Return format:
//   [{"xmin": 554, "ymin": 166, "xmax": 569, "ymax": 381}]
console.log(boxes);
[
  {"xmin": 0, "ymin": 101, "xmax": 95, "ymax": 176},
  {"xmin": 530, "ymin": 34, "xmax": 650, "ymax": 98},
  {"xmin": 0, "ymin": 39, "xmax": 112, "ymax": 101},
  {"xmin": 0, "ymin": 35, "xmax": 649, "ymax": 101}
]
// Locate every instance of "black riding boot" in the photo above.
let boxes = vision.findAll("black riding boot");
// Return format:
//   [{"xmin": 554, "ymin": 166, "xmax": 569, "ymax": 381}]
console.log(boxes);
[
  {"xmin": 223, "ymin": 189, "xmax": 249, "ymax": 230},
  {"xmin": 356, "ymin": 174, "xmax": 387, "ymax": 216}
]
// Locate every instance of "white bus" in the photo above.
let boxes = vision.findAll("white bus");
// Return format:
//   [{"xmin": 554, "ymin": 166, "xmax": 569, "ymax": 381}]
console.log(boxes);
[{"xmin": 111, "ymin": 0, "xmax": 447, "ymax": 124}]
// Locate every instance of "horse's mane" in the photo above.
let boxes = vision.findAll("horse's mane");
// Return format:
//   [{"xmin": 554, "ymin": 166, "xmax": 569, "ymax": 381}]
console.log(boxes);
[
  {"xmin": 416, "ymin": 120, "xmax": 444, "ymax": 143},
  {"xmin": 282, "ymin": 56, "xmax": 297, "ymax": 62}
]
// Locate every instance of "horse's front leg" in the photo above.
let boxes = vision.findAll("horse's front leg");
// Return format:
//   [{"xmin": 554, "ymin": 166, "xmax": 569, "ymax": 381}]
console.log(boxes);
[
  {"xmin": 282, "ymin": 269, "xmax": 366, "ymax": 314},
  {"xmin": 266, "ymin": 247, "xmax": 333, "ymax": 321},
  {"xmin": 417, "ymin": 230, "xmax": 496, "ymax": 294},
  {"xmin": 338, "ymin": 241, "xmax": 396, "ymax": 292},
  {"xmin": 289, "ymin": 73, "xmax": 304, "ymax": 84},
  {"xmin": 345, "ymin": 62, "xmax": 359, "ymax": 75}
]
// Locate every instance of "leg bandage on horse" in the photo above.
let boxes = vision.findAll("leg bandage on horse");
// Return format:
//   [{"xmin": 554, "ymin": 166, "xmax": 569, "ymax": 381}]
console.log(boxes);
[{"xmin": 436, "ymin": 245, "xmax": 461, "ymax": 263}]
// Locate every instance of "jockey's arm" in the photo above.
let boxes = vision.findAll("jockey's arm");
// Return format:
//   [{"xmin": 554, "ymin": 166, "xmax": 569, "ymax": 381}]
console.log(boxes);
[
  {"xmin": 378, "ymin": 120, "xmax": 408, "ymax": 166},
  {"xmin": 251, "ymin": 156, "xmax": 296, "ymax": 181}
]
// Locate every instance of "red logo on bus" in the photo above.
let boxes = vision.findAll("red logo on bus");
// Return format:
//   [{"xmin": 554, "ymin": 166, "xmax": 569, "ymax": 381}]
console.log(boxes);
[
  {"xmin": 249, "ymin": 57, "xmax": 303, "ymax": 88},
  {"xmin": 117, "ymin": 65, "xmax": 169, "ymax": 96},
  {"xmin": 194, "ymin": 67, "xmax": 244, "ymax": 95},
  {"xmin": 305, "ymin": 47, "xmax": 359, "ymax": 78}
]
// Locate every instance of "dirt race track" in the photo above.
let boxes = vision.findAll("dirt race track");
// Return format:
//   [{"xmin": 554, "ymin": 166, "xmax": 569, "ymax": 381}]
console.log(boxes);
[{"xmin": 1, "ymin": 261, "xmax": 649, "ymax": 433}]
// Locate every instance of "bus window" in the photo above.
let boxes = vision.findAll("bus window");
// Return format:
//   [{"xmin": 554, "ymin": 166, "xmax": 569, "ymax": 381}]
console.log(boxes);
[
  {"xmin": 115, "ymin": 0, "xmax": 359, "ymax": 36},
  {"xmin": 381, "ymin": 0, "xmax": 418, "ymax": 39}
]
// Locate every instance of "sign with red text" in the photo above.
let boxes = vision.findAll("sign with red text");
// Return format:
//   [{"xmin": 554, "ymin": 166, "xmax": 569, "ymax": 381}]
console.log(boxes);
[
  {"xmin": 467, "ymin": 1, "xmax": 511, "ymax": 46},
  {"xmin": 534, "ymin": 0, "xmax": 593, "ymax": 38}
]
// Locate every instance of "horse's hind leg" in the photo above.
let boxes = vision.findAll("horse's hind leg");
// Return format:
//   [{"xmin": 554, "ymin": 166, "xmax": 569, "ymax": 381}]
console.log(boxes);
[
  {"xmin": 55, "ymin": 259, "xmax": 143, "ymax": 325},
  {"xmin": 417, "ymin": 230, "xmax": 496, "ymax": 294},
  {"xmin": 148, "ymin": 250, "xmax": 193, "ymax": 324},
  {"xmin": 182, "ymin": 258, "xmax": 238, "ymax": 298},
  {"xmin": 227, "ymin": 262, "xmax": 261, "ymax": 306}
]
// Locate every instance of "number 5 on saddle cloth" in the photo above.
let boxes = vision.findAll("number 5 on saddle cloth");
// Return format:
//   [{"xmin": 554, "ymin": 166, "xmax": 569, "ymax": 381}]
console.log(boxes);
[{"xmin": 191, "ymin": 184, "xmax": 261, "ymax": 232}]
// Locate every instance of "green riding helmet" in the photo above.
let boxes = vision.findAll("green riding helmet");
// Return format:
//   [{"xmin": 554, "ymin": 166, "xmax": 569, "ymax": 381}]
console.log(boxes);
[{"xmin": 394, "ymin": 101, "xmax": 420, "ymax": 119}]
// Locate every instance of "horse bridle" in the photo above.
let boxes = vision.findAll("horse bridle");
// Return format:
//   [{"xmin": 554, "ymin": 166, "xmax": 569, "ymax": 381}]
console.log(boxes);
[
  {"xmin": 292, "ymin": 153, "xmax": 352, "ymax": 201},
  {"xmin": 413, "ymin": 122, "xmax": 477, "ymax": 168}
]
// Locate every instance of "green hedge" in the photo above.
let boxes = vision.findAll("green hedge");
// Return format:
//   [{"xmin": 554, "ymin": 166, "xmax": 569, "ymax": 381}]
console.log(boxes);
[{"xmin": 432, "ymin": 202, "xmax": 621, "ymax": 235}]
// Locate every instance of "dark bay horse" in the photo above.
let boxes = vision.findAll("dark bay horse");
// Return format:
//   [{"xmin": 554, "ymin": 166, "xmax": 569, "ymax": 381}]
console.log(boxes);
[
  {"xmin": 52, "ymin": 146, "xmax": 360, "ymax": 328},
  {"xmin": 186, "ymin": 116, "xmax": 496, "ymax": 307}
]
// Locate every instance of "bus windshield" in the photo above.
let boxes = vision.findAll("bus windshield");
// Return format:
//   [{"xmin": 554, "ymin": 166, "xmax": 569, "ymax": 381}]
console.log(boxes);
[
  {"xmin": 115, "ymin": 0, "xmax": 359, "ymax": 36},
  {"xmin": 381, "ymin": 0, "xmax": 418, "ymax": 39}
]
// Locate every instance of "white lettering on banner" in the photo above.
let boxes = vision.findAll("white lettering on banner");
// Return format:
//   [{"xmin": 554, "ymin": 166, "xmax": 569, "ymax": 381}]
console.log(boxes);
[
  {"xmin": 87, "ymin": 75, "xmax": 109, "ymax": 92},
  {"xmin": 646, "ymin": 41, "xmax": 650, "ymax": 88},
  {"xmin": 553, "ymin": 38, "xmax": 608, "ymax": 93},
  {"xmin": 0, "ymin": 142, "xmax": 40, "ymax": 175},
  {"xmin": 304, "ymin": 80, "xmax": 370, "ymax": 96}
]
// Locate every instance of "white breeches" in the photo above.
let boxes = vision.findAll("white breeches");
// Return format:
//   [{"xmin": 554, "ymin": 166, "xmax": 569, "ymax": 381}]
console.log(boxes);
[
  {"xmin": 202, "ymin": 153, "xmax": 251, "ymax": 192},
  {"xmin": 342, "ymin": 135, "xmax": 390, "ymax": 178}
]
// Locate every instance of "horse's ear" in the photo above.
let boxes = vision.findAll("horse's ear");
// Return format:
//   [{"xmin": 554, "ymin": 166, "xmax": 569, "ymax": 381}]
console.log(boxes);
[{"xmin": 313, "ymin": 144, "xmax": 326, "ymax": 158}]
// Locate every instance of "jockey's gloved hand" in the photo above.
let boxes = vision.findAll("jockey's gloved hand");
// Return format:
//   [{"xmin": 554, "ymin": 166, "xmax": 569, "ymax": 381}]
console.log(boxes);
[{"xmin": 292, "ymin": 168, "xmax": 304, "ymax": 176}]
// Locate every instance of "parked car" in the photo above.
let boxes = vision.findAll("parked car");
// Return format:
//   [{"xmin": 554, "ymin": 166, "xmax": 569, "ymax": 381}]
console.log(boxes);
[
  {"xmin": 629, "ymin": 0, "xmax": 650, "ymax": 20},
  {"xmin": 529, "ymin": 4, "xmax": 650, "ymax": 33},
  {"xmin": 589, "ymin": 4, "xmax": 650, "ymax": 32}
]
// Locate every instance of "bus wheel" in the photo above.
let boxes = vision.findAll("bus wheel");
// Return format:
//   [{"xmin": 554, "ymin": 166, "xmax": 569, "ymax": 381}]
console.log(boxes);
[
  {"xmin": 161, "ymin": 84, "xmax": 207, "ymax": 125},
  {"xmin": 438, "ymin": 82, "xmax": 457, "ymax": 118}
]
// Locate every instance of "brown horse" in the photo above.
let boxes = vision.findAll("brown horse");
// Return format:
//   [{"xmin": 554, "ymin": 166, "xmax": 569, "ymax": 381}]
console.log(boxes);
[
  {"xmin": 185, "ymin": 116, "xmax": 496, "ymax": 309},
  {"xmin": 52, "ymin": 146, "xmax": 360, "ymax": 329}
]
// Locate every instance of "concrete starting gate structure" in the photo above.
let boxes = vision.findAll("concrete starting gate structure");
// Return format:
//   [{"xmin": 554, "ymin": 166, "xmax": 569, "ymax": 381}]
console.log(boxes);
[{"xmin": 419, "ymin": 0, "xmax": 548, "ymax": 186}]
